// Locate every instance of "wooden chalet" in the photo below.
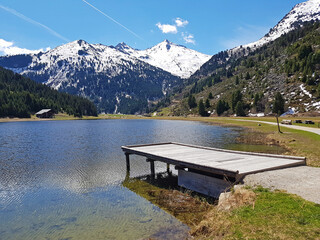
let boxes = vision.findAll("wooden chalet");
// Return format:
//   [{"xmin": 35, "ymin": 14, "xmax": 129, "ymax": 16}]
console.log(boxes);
[{"xmin": 35, "ymin": 109, "xmax": 54, "ymax": 118}]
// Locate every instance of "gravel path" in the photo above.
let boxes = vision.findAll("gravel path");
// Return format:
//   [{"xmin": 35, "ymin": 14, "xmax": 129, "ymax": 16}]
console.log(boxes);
[
  {"xmin": 231, "ymin": 119, "xmax": 320, "ymax": 135},
  {"xmin": 243, "ymin": 166, "xmax": 320, "ymax": 204}
]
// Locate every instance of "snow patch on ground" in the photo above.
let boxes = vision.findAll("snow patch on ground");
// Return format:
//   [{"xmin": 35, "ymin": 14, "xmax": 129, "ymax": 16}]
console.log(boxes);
[{"xmin": 300, "ymin": 84, "xmax": 313, "ymax": 98}]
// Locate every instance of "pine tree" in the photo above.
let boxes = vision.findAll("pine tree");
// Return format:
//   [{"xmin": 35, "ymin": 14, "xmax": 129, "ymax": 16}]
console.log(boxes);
[
  {"xmin": 245, "ymin": 72, "xmax": 250, "ymax": 80},
  {"xmin": 198, "ymin": 99, "xmax": 208, "ymax": 116},
  {"xmin": 272, "ymin": 92, "xmax": 285, "ymax": 115},
  {"xmin": 205, "ymin": 98, "xmax": 210, "ymax": 108},
  {"xmin": 188, "ymin": 95, "xmax": 197, "ymax": 109},
  {"xmin": 231, "ymin": 90, "xmax": 242, "ymax": 112},
  {"xmin": 235, "ymin": 101, "xmax": 245, "ymax": 116},
  {"xmin": 208, "ymin": 92, "xmax": 213, "ymax": 99},
  {"xmin": 216, "ymin": 100, "xmax": 229, "ymax": 116},
  {"xmin": 216, "ymin": 100, "xmax": 224, "ymax": 116}
]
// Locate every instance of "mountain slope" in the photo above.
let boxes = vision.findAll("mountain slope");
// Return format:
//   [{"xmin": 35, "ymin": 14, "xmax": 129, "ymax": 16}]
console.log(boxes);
[
  {"xmin": 244, "ymin": 0, "xmax": 320, "ymax": 50},
  {"xmin": 0, "ymin": 66, "xmax": 97, "ymax": 118},
  {"xmin": 0, "ymin": 40, "xmax": 181, "ymax": 114},
  {"xmin": 193, "ymin": 0, "xmax": 320, "ymax": 79},
  {"xmin": 158, "ymin": 22, "xmax": 320, "ymax": 116},
  {"xmin": 116, "ymin": 40, "xmax": 211, "ymax": 79}
]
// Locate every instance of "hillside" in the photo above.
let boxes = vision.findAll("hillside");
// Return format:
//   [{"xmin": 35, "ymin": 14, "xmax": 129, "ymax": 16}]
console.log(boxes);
[
  {"xmin": 0, "ymin": 40, "xmax": 210, "ymax": 114},
  {"xmin": 0, "ymin": 67, "xmax": 97, "ymax": 118},
  {"xmin": 156, "ymin": 22, "xmax": 320, "ymax": 116},
  {"xmin": 193, "ymin": 0, "xmax": 320, "ymax": 80}
]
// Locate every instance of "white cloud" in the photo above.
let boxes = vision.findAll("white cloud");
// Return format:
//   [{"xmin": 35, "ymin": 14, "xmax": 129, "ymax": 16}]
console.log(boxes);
[
  {"xmin": 156, "ymin": 23, "xmax": 178, "ymax": 34},
  {"xmin": 156, "ymin": 17, "xmax": 188, "ymax": 34},
  {"xmin": 182, "ymin": 32, "xmax": 195, "ymax": 45},
  {"xmin": 0, "ymin": 39, "xmax": 50, "ymax": 56},
  {"xmin": 175, "ymin": 18, "xmax": 188, "ymax": 27},
  {"xmin": 156, "ymin": 17, "xmax": 195, "ymax": 44}
]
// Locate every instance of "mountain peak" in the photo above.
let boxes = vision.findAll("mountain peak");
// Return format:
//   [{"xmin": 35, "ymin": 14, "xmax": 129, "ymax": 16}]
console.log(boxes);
[
  {"xmin": 115, "ymin": 42, "xmax": 134, "ymax": 51},
  {"xmin": 76, "ymin": 39, "xmax": 89, "ymax": 46},
  {"xmin": 230, "ymin": 0, "xmax": 320, "ymax": 53}
]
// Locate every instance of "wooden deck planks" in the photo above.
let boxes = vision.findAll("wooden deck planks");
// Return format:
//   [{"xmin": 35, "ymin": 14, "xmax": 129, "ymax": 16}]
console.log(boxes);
[{"xmin": 122, "ymin": 142, "xmax": 306, "ymax": 178}]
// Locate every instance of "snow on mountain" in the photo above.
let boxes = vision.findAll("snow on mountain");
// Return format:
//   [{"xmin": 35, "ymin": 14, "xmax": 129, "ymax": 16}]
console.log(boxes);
[
  {"xmin": 18, "ymin": 40, "xmax": 143, "ymax": 90},
  {"xmin": 232, "ymin": 0, "xmax": 320, "ymax": 53},
  {"xmin": 0, "ymin": 39, "xmax": 180, "ymax": 113},
  {"xmin": 116, "ymin": 40, "xmax": 211, "ymax": 79},
  {"xmin": 194, "ymin": 0, "xmax": 320, "ymax": 79}
]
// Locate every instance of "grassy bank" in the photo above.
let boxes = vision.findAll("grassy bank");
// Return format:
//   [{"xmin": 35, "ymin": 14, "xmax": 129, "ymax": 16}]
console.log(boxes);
[
  {"xmin": 192, "ymin": 187, "xmax": 320, "ymax": 240},
  {"xmin": 123, "ymin": 175, "xmax": 320, "ymax": 240},
  {"xmin": 206, "ymin": 117, "xmax": 320, "ymax": 167}
]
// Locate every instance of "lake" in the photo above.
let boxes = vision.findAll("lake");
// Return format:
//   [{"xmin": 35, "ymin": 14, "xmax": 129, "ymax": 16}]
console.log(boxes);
[{"xmin": 0, "ymin": 119, "xmax": 241, "ymax": 240}]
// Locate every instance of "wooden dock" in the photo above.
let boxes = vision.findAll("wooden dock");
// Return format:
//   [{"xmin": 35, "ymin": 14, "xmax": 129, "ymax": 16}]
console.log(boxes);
[{"xmin": 121, "ymin": 142, "xmax": 306, "ymax": 197}]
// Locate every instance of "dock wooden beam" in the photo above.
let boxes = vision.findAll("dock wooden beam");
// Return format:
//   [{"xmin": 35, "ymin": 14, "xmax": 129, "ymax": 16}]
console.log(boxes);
[
  {"xmin": 125, "ymin": 153, "xmax": 130, "ymax": 172},
  {"xmin": 147, "ymin": 158, "xmax": 155, "ymax": 176}
]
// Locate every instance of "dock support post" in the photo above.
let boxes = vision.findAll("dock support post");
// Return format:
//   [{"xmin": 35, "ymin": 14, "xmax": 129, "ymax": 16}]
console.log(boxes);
[
  {"xmin": 150, "ymin": 161, "xmax": 155, "ymax": 176},
  {"xmin": 166, "ymin": 163, "xmax": 170, "ymax": 173},
  {"xmin": 147, "ymin": 158, "xmax": 155, "ymax": 177},
  {"xmin": 125, "ymin": 153, "xmax": 130, "ymax": 172}
]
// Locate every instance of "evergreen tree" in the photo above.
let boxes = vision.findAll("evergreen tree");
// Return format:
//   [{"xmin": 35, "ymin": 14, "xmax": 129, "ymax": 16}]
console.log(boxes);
[
  {"xmin": 205, "ymin": 98, "xmax": 210, "ymax": 108},
  {"xmin": 198, "ymin": 99, "xmax": 208, "ymax": 116},
  {"xmin": 272, "ymin": 92, "xmax": 285, "ymax": 115},
  {"xmin": 298, "ymin": 45, "xmax": 313, "ymax": 60},
  {"xmin": 231, "ymin": 90, "xmax": 242, "ymax": 112},
  {"xmin": 318, "ymin": 84, "xmax": 320, "ymax": 98},
  {"xmin": 245, "ymin": 72, "xmax": 250, "ymax": 80},
  {"xmin": 208, "ymin": 92, "xmax": 213, "ymax": 99},
  {"xmin": 216, "ymin": 100, "xmax": 229, "ymax": 116},
  {"xmin": 188, "ymin": 95, "xmax": 197, "ymax": 109},
  {"xmin": 235, "ymin": 101, "xmax": 246, "ymax": 116}
]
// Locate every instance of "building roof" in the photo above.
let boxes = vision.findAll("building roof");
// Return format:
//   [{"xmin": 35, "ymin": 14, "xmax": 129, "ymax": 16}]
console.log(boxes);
[{"xmin": 35, "ymin": 109, "xmax": 52, "ymax": 115}]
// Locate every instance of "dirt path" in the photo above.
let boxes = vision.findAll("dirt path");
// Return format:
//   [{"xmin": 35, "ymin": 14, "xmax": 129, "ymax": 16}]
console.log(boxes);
[
  {"xmin": 243, "ymin": 166, "xmax": 320, "ymax": 204},
  {"xmin": 231, "ymin": 119, "xmax": 320, "ymax": 135}
]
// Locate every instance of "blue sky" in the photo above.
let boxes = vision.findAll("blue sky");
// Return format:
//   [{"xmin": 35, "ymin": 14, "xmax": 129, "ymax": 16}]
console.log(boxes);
[{"xmin": 0, "ymin": 0, "xmax": 303, "ymax": 55}]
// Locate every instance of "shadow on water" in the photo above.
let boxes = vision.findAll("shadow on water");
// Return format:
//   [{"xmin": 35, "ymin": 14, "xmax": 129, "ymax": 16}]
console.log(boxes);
[{"xmin": 123, "ymin": 171, "xmax": 215, "ymax": 230}]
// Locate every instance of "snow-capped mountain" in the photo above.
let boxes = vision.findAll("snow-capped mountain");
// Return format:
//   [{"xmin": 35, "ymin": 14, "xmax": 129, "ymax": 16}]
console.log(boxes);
[
  {"xmin": 115, "ymin": 40, "xmax": 211, "ymax": 79},
  {"xmin": 0, "ymin": 40, "xmax": 180, "ymax": 113},
  {"xmin": 233, "ymin": 0, "xmax": 320, "ymax": 53},
  {"xmin": 194, "ymin": 0, "xmax": 320, "ymax": 78}
]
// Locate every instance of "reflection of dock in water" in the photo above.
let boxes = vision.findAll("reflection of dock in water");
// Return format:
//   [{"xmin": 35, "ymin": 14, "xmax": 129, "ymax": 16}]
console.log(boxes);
[
  {"xmin": 122, "ymin": 172, "xmax": 212, "ymax": 228},
  {"xmin": 122, "ymin": 142, "xmax": 306, "ymax": 197}
]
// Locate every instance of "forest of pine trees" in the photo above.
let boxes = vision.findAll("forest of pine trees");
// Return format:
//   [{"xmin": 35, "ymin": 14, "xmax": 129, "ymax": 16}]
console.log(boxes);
[{"xmin": 0, "ymin": 67, "xmax": 97, "ymax": 118}]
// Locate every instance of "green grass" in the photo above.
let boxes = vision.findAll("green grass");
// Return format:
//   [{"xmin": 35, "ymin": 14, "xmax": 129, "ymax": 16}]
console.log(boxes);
[{"xmin": 226, "ymin": 189, "xmax": 320, "ymax": 240}]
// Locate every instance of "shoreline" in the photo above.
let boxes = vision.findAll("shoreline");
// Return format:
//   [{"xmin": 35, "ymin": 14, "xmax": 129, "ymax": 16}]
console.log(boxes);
[
  {"xmin": 2, "ymin": 115, "xmax": 319, "ymax": 166},
  {"xmin": 2, "ymin": 115, "xmax": 320, "ymax": 239}
]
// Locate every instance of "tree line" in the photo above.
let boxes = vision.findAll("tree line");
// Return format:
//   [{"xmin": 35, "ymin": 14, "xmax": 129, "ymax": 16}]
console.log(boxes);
[{"xmin": 0, "ymin": 67, "xmax": 97, "ymax": 118}]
